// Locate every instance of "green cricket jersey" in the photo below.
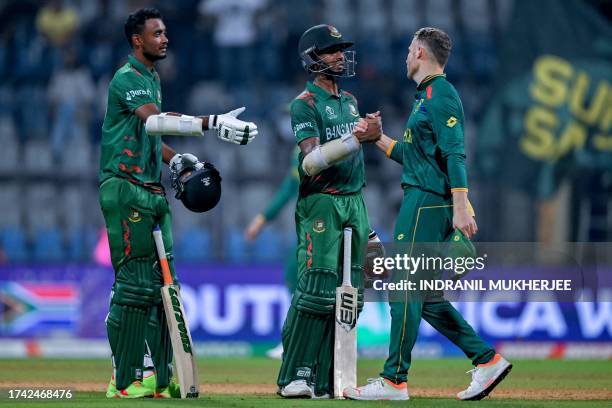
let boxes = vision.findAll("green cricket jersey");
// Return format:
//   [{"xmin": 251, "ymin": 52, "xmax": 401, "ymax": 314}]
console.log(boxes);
[
  {"xmin": 388, "ymin": 74, "xmax": 468, "ymax": 196},
  {"xmin": 291, "ymin": 81, "xmax": 365, "ymax": 197},
  {"xmin": 99, "ymin": 55, "xmax": 163, "ymax": 190}
]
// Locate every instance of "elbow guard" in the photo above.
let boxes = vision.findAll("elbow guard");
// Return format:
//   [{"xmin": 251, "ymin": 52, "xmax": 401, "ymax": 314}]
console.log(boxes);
[
  {"xmin": 145, "ymin": 113, "xmax": 204, "ymax": 136},
  {"xmin": 302, "ymin": 133, "xmax": 360, "ymax": 176}
]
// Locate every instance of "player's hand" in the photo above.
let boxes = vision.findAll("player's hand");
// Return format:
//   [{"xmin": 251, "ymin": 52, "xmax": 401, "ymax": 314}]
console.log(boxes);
[
  {"xmin": 211, "ymin": 107, "xmax": 258, "ymax": 145},
  {"xmin": 453, "ymin": 209, "xmax": 478, "ymax": 239},
  {"xmin": 244, "ymin": 214, "xmax": 266, "ymax": 241},
  {"xmin": 364, "ymin": 229, "xmax": 388, "ymax": 287},
  {"xmin": 353, "ymin": 111, "xmax": 382, "ymax": 143}
]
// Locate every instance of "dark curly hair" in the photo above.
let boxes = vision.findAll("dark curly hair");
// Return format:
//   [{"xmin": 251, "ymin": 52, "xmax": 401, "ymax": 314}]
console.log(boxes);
[{"xmin": 124, "ymin": 8, "xmax": 163, "ymax": 48}]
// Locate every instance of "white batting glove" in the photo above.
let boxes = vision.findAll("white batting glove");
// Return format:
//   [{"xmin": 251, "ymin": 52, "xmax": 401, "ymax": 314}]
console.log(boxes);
[{"xmin": 210, "ymin": 107, "xmax": 258, "ymax": 145}]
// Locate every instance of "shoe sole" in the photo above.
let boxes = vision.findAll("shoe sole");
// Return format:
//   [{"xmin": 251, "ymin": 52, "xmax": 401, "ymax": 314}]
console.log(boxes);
[
  {"xmin": 343, "ymin": 391, "xmax": 409, "ymax": 401},
  {"xmin": 462, "ymin": 363, "xmax": 513, "ymax": 401}
]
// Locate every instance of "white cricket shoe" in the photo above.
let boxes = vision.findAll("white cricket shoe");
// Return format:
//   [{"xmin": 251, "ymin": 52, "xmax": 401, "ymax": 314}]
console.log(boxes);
[
  {"xmin": 279, "ymin": 380, "xmax": 312, "ymax": 398},
  {"xmin": 457, "ymin": 354, "xmax": 512, "ymax": 400},
  {"xmin": 265, "ymin": 343, "xmax": 283, "ymax": 360},
  {"xmin": 343, "ymin": 377, "xmax": 409, "ymax": 400}
]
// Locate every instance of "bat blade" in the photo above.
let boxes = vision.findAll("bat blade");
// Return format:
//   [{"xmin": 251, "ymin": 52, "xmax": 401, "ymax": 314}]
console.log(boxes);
[
  {"xmin": 333, "ymin": 284, "xmax": 357, "ymax": 398},
  {"xmin": 161, "ymin": 284, "xmax": 199, "ymax": 398}
]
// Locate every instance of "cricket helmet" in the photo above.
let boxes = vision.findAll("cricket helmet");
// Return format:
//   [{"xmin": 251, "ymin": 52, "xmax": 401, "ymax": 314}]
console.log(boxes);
[
  {"xmin": 298, "ymin": 24, "xmax": 356, "ymax": 77},
  {"xmin": 172, "ymin": 161, "xmax": 222, "ymax": 213}
]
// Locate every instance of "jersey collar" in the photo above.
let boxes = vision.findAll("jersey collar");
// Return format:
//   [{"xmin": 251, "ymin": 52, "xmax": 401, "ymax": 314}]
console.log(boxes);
[
  {"xmin": 306, "ymin": 81, "xmax": 342, "ymax": 100},
  {"xmin": 128, "ymin": 54, "xmax": 156, "ymax": 79},
  {"xmin": 417, "ymin": 73, "xmax": 446, "ymax": 91}
]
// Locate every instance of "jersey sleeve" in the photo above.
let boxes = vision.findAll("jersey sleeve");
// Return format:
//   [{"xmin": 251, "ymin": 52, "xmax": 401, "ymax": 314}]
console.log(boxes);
[
  {"xmin": 110, "ymin": 71, "xmax": 157, "ymax": 113},
  {"xmin": 263, "ymin": 148, "xmax": 300, "ymax": 221},
  {"xmin": 387, "ymin": 140, "xmax": 404, "ymax": 165},
  {"xmin": 429, "ymin": 89, "xmax": 468, "ymax": 190},
  {"xmin": 291, "ymin": 99, "xmax": 319, "ymax": 144}
]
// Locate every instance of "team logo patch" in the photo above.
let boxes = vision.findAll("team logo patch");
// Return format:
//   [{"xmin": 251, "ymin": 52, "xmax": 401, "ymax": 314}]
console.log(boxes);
[
  {"xmin": 454, "ymin": 234, "xmax": 461, "ymax": 242},
  {"xmin": 325, "ymin": 105, "xmax": 337, "ymax": 119},
  {"xmin": 413, "ymin": 98, "xmax": 424, "ymax": 113},
  {"xmin": 313, "ymin": 219, "xmax": 326, "ymax": 233},
  {"xmin": 201, "ymin": 176, "xmax": 211, "ymax": 186},
  {"xmin": 328, "ymin": 25, "xmax": 342, "ymax": 38},
  {"xmin": 128, "ymin": 210, "xmax": 142, "ymax": 223},
  {"xmin": 296, "ymin": 367, "xmax": 312, "ymax": 379},
  {"xmin": 403, "ymin": 128, "xmax": 413, "ymax": 143},
  {"xmin": 446, "ymin": 116, "xmax": 458, "ymax": 127},
  {"xmin": 348, "ymin": 103, "xmax": 359, "ymax": 117},
  {"xmin": 397, "ymin": 233, "xmax": 405, "ymax": 241}
]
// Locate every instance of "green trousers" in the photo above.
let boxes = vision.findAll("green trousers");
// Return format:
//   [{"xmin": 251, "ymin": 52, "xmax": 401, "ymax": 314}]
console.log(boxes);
[
  {"xmin": 99, "ymin": 177, "xmax": 175, "ymax": 389},
  {"xmin": 278, "ymin": 192, "xmax": 369, "ymax": 394},
  {"xmin": 381, "ymin": 187, "xmax": 494, "ymax": 384}
]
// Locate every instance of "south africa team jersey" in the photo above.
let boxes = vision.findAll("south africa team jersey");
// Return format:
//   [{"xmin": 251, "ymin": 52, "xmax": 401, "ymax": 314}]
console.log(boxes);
[
  {"xmin": 388, "ymin": 74, "xmax": 468, "ymax": 196},
  {"xmin": 99, "ymin": 55, "xmax": 163, "ymax": 190},
  {"xmin": 291, "ymin": 81, "xmax": 365, "ymax": 197}
]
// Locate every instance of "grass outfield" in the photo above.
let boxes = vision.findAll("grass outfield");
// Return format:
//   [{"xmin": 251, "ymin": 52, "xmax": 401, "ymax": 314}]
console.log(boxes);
[{"xmin": 0, "ymin": 358, "xmax": 611, "ymax": 407}]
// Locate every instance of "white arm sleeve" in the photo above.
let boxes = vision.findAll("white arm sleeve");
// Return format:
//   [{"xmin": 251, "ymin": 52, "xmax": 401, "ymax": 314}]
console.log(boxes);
[
  {"xmin": 145, "ymin": 113, "xmax": 204, "ymax": 136},
  {"xmin": 302, "ymin": 132, "xmax": 361, "ymax": 176}
]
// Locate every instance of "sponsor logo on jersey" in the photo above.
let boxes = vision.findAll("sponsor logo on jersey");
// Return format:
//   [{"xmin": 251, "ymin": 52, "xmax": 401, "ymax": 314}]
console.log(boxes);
[
  {"xmin": 325, "ymin": 122, "xmax": 356, "ymax": 141},
  {"xmin": 348, "ymin": 103, "xmax": 359, "ymax": 117},
  {"xmin": 328, "ymin": 26, "xmax": 342, "ymax": 38},
  {"xmin": 403, "ymin": 128, "xmax": 413, "ymax": 143},
  {"xmin": 313, "ymin": 219, "xmax": 326, "ymax": 233},
  {"xmin": 446, "ymin": 116, "xmax": 458, "ymax": 127},
  {"xmin": 325, "ymin": 105, "xmax": 337, "ymax": 119},
  {"xmin": 293, "ymin": 121, "xmax": 314, "ymax": 135},
  {"xmin": 125, "ymin": 89, "xmax": 152, "ymax": 101}
]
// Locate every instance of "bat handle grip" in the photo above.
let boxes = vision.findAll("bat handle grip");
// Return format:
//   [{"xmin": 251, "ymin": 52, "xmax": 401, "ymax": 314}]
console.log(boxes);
[
  {"xmin": 342, "ymin": 227, "xmax": 352, "ymax": 286},
  {"xmin": 153, "ymin": 226, "xmax": 174, "ymax": 286}
]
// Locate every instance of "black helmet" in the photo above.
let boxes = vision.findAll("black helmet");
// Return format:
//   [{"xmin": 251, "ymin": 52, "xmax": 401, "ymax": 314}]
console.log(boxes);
[
  {"xmin": 298, "ymin": 24, "xmax": 355, "ymax": 77},
  {"xmin": 172, "ymin": 162, "xmax": 222, "ymax": 213}
]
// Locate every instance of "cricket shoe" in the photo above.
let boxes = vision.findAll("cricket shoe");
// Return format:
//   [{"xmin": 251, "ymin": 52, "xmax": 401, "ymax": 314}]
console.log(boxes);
[
  {"xmin": 114, "ymin": 380, "xmax": 154, "ymax": 398},
  {"xmin": 457, "ymin": 354, "xmax": 512, "ymax": 400},
  {"xmin": 278, "ymin": 380, "xmax": 312, "ymax": 398},
  {"xmin": 343, "ymin": 377, "xmax": 409, "ymax": 400},
  {"xmin": 105, "ymin": 375, "xmax": 116, "ymax": 398},
  {"xmin": 155, "ymin": 377, "xmax": 182, "ymax": 398},
  {"xmin": 265, "ymin": 342, "xmax": 283, "ymax": 360}
]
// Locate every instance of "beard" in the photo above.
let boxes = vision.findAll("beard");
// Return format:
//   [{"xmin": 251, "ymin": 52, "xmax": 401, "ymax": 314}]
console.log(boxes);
[{"xmin": 143, "ymin": 50, "xmax": 167, "ymax": 63}]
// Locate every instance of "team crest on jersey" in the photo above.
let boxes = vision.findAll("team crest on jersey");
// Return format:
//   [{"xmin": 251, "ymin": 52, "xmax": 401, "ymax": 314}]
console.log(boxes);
[
  {"xmin": 348, "ymin": 103, "xmax": 358, "ymax": 117},
  {"xmin": 128, "ymin": 210, "xmax": 142, "ymax": 223},
  {"xmin": 313, "ymin": 219, "xmax": 326, "ymax": 233},
  {"xmin": 328, "ymin": 26, "xmax": 342, "ymax": 38},
  {"xmin": 397, "ymin": 233, "xmax": 405, "ymax": 240},
  {"xmin": 325, "ymin": 106, "xmax": 337, "ymax": 119},
  {"xmin": 413, "ymin": 98, "xmax": 424, "ymax": 113},
  {"xmin": 446, "ymin": 116, "xmax": 458, "ymax": 127},
  {"xmin": 403, "ymin": 128, "xmax": 413, "ymax": 143}
]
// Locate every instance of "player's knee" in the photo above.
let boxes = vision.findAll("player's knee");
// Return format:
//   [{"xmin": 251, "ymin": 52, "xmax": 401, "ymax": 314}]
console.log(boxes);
[
  {"xmin": 294, "ymin": 267, "xmax": 337, "ymax": 316},
  {"xmin": 113, "ymin": 257, "xmax": 157, "ymax": 308}
]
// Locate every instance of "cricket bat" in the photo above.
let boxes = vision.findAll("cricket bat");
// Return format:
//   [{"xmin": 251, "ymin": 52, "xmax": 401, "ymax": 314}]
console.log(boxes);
[
  {"xmin": 333, "ymin": 227, "xmax": 358, "ymax": 398},
  {"xmin": 153, "ymin": 226, "xmax": 199, "ymax": 398}
]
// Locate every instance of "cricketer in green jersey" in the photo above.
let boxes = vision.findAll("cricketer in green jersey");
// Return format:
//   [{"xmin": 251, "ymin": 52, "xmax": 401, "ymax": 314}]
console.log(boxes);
[
  {"xmin": 345, "ymin": 27, "xmax": 512, "ymax": 401},
  {"xmin": 100, "ymin": 8, "xmax": 257, "ymax": 399},
  {"xmin": 276, "ymin": 24, "xmax": 382, "ymax": 399}
]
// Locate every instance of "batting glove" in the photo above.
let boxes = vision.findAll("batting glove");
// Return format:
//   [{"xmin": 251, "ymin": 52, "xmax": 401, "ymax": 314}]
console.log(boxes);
[{"xmin": 210, "ymin": 107, "xmax": 258, "ymax": 145}]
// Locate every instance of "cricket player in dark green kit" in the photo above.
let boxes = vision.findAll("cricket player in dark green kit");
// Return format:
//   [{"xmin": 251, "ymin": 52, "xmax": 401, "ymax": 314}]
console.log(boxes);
[
  {"xmin": 277, "ymin": 24, "xmax": 382, "ymax": 399},
  {"xmin": 100, "ymin": 8, "xmax": 257, "ymax": 398},
  {"xmin": 345, "ymin": 27, "xmax": 512, "ymax": 401}
]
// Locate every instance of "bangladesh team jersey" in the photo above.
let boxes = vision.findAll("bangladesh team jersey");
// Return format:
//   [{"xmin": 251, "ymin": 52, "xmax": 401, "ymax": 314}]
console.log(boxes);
[
  {"xmin": 388, "ymin": 74, "xmax": 468, "ymax": 196},
  {"xmin": 99, "ymin": 55, "xmax": 163, "ymax": 190},
  {"xmin": 291, "ymin": 81, "xmax": 364, "ymax": 197}
]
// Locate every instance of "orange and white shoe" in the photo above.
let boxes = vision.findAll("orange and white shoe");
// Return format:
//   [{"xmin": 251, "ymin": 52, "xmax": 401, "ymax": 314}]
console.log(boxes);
[
  {"xmin": 343, "ymin": 377, "xmax": 409, "ymax": 400},
  {"xmin": 457, "ymin": 354, "xmax": 512, "ymax": 400}
]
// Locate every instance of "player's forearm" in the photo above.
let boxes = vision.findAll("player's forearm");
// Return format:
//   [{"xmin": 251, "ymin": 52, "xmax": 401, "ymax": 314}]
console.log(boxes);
[
  {"xmin": 376, "ymin": 134, "xmax": 403, "ymax": 164},
  {"xmin": 162, "ymin": 143, "xmax": 176, "ymax": 165}
]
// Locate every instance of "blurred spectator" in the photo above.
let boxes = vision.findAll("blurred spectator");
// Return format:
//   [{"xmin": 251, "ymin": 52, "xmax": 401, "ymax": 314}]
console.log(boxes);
[
  {"xmin": 198, "ymin": 0, "xmax": 267, "ymax": 86},
  {"xmin": 35, "ymin": 0, "xmax": 79, "ymax": 49},
  {"xmin": 48, "ymin": 50, "xmax": 95, "ymax": 160}
]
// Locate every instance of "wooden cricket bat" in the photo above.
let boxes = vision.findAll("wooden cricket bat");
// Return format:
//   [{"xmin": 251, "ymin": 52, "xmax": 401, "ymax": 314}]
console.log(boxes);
[
  {"xmin": 153, "ymin": 226, "xmax": 199, "ymax": 398},
  {"xmin": 333, "ymin": 227, "xmax": 358, "ymax": 398}
]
